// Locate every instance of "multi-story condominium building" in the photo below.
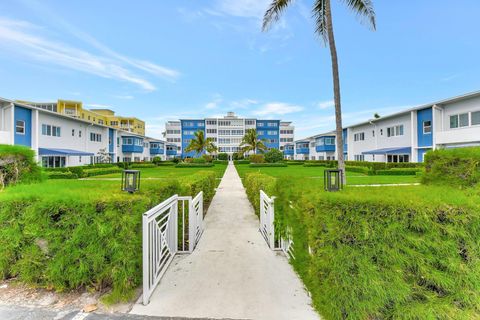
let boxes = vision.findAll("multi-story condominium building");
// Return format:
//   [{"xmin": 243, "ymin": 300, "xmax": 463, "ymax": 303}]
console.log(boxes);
[
  {"xmin": 292, "ymin": 91, "xmax": 480, "ymax": 163},
  {"xmin": 165, "ymin": 112, "xmax": 295, "ymax": 159},
  {"xmin": 17, "ymin": 99, "xmax": 146, "ymax": 135},
  {"xmin": 0, "ymin": 97, "xmax": 171, "ymax": 167}
]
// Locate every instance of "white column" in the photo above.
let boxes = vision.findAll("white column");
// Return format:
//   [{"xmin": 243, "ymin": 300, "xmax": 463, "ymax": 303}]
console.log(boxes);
[
  {"xmin": 410, "ymin": 111, "xmax": 418, "ymax": 162},
  {"xmin": 9, "ymin": 103, "xmax": 15, "ymax": 145}
]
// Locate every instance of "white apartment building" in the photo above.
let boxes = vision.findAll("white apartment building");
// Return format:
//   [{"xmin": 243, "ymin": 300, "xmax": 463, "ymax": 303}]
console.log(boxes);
[
  {"xmin": 165, "ymin": 112, "xmax": 295, "ymax": 159},
  {"xmin": 0, "ymin": 97, "xmax": 168, "ymax": 167}
]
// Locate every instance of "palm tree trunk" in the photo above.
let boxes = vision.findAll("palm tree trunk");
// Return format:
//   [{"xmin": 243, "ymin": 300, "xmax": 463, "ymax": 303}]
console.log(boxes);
[{"xmin": 325, "ymin": 0, "xmax": 346, "ymax": 184}]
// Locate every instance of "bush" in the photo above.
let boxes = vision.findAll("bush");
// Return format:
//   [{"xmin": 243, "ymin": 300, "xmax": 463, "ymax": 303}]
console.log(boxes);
[
  {"xmin": 87, "ymin": 163, "xmax": 116, "ymax": 168},
  {"xmin": 249, "ymin": 154, "xmax": 265, "ymax": 164},
  {"xmin": 285, "ymin": 161, "xmax": 304, "ymax": 166},
  {"xmin": 242, "ymin": 174, "xmax": 480, "ymax": 319},
  {"xmin": 68, "ymin": 166, "xmax": 86, "ymax": 178},
  {"xmin": 0, "ymin": 172, "xmax": 216, "ymax": 302},
  {"xmin": 217, "ymin": 153, "xmax": 228, "ymax": 161},
  {"xmin": 0, "ymin": 144, "xmax": 43, "ymax": 188},
  {"xmin": 172, "ymin": 158, "xmax": 180, "ymax": 164},
  {"xmin": 213, "ymin": 160, "xmax": 228, "ymax": 165},
  {"xmin": 423, "ymin": 147, "xmax": 480, "ymax": 187},
  {"xmin": 192, "ymin": 157, "xmax": 206, "ymax": 164},
  {"xmin": 152, "ymin": 156, "xmax": 162, "ymax": 165},
  {"xmin": 264, "ymin": 148, "xmax": 284, "ymax": 163},
  {"xmin": 376, "ymin": 168, "xmax": 421, "ymax": 176},
  {"xmin": 233, "ymin": 152, "xmax": 244, "ymax": 160},
  {"xmin": 129, "ymin": 163, "xmax": 156, "ymax": 169},
  {"xmin": 249, "ymin": 163, "xmax": 287, "ymax": 168},
  {"xmin": 83, "ymin": 167, "xmax": 123, "ymax": 177},
  {"xmin": 233, "ymin": 160, "xmax": 250, "ymax": 165},
  {"xmin": 116, "ymin": 162, "xmax": 129, "ymax": 169},
  {"xmin": 175, "ymin": 163, "xmax": 214, "ymax": 168},
  {"xmin": 202, "ymin": 154, "xmax": 213, "ymax": 163},
  {"xmin": 304, "ymin": 163, "xmax": 328, "ymax": 167},
  {"xmin": 345, "ymin": 166, "xmax": 373, "ymax": 175},
  {"xmin": 46, "ymin": 172, "xmax": 78, "ymax": 179},
  {"xmin": 243, "ymin": 173, "xmax": 276, "ymax": 216},
  {"xmin": 156, "ymin": 161, "xmax": 175, "ymax": 166}
]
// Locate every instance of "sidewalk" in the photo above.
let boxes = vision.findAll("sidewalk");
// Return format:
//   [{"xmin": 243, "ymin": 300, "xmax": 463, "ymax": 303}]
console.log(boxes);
[{"xmin": 130, "ymin": 163, "xmax": 319, "ymax": 320}]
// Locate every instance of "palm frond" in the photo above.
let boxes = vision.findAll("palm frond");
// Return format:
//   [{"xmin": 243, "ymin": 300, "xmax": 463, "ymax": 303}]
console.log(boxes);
[
  {"xmin": 313, "ymin": 0, "xmax": 328, "ymax": 43},
  {"xmin": 262, "ymin": 0, "xmax": 293, "ymax": 32},
  {"xmin": 341, "ymin": 0, "xmax": 376, "ymax": 30}
]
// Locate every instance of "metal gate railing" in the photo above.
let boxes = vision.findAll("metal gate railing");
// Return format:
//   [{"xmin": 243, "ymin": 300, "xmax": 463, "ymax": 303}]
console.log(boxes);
[
  {"xmin": 259, "ymin": 190, "xmax": 294, "ymax": 259},
  {"xmin": 143, "ymin": 191, "xmax": 204, "ymax": 305}
]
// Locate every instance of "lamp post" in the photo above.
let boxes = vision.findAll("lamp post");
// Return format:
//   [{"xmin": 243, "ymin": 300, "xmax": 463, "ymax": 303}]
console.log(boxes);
[
  {"xmin": 324, "ymin": 169, "xmax": 343, "ymax": 192},
  {"xmin": 122, "ymin": 170, "xmax": 141, "ymax": 193}
]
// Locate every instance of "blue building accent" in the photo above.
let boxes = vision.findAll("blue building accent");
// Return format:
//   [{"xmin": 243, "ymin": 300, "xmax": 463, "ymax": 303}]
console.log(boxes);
[
  {"xmin": 256, "ymin": 120, "xmax": 280, "ymax": 151},
  {"xmin": 295, "ymin": 141, "xmax": 310, "ymax": 155},
  {"xmin": 108, "ymin": 128, "xmax": 115, "ymax": 153},
  {"xmin": 14, "ymin": 105, "xmax": 32, "ymax": 147},
  {"xmin": 315, "ymin": 136, "xmax": 336, "ymax": 152},
  {"xmin": 283, "ymin": 144, "xmax": 294, "ymax": 156},
  {"xmin": 417, "ymin": 148, "xmax": 431, "ymax": 162},
  {"xmin": 122, "ymin": 136, "xmax": 144, "ymax": 153},
  {"xmin": 417, "ymin": 108, "xmax": 433, "ymax": 148},
  {"xmin": 166, "ymin": 144, "xmax": 178, "ymax": 156},
  {"xmin": 343, "ymin": 128, "xmax": 348, "ymax": 154},
  {"xmin": 150, "ymin": 141, "xmax": 165, "ymax": 155},
  {"xmin": 181, "ymin": 120, "xmax": 205, "ymax": 158}
]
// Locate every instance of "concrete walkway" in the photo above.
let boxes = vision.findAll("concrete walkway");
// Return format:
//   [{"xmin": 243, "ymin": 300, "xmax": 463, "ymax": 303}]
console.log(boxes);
[{"xmin": 130, "ymin": 163, "xmax": 319, "ymax": 320}]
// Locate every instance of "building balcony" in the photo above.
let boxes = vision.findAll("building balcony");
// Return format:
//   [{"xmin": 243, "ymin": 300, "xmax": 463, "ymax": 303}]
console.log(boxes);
[
  {"xmin": 315, "ymin": 145, "xmax": 335, "ymax": 152},
  {"xmin": 166, "ymin": 149, "xmax": 177, "ymax": 156},
  {"xmin": 0, "ymin": 131, "xmax": 11, "ymax": 144},
  {"xmin": 436, "ymin": 128, "xmax": 479, "ymax": 146},
  {"xmin": 122, "ymin": 145, "xmax": 143, "ymax": 153},
  {"xmin": 296, "ymin": 148, "xmax": 309, "ymax": 155},
  {"xmin": 150, "ymin": 148, "xmax": 164, "ymax": 155},
  {"xmin": 283, "ymin": 149, "xmax": 294, "ymax": 155}
]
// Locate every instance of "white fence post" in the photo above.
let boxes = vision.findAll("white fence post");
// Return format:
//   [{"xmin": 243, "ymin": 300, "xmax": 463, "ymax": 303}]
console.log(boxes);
[{"xmin": 260, "ymin": 190, "xmax": 275, "ymax": 249}]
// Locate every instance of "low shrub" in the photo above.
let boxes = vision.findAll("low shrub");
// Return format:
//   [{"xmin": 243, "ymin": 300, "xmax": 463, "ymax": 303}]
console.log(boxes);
[
  {"xmin": 129, "ymin": 163, "xmax": 156, "ymax": 169},
  {"xmin": 156, "ymin": 161, "xmax": 175, "ymax": 166},
  {"xmin": 192, "ymin": 157, "xmax": 206, "ymax": 164},
  {"xmin": 152, "ymin": 156, "xmax": 162, "ymax": 165},
  {"xmin": 304, "ymin": 163, "xmax": 328, "ymax": 167},
  {"xmin": 175, "ymin": 163, "xmax": 214, "ymax": 168},
  {"xmin": 46, "ymin": 172, "xmax": 78, "ymax": 179},
  {"xmin": 184, "ymin": 158, "xmax": 194, "ymax": 163},
  {"xmin": 345, "ymin": 166, "xmax": 373, "ymax": 175},
  {"xmin": 0, "ymin": 144, "xmax": 43, "ymax": 188},
  {"xmin": 243, "ymin": 173, "xmax": 276, "ymax": 216},
  {"xmin": 423, "ymin": 147, "xmax": 480, "ymax": 187},
  {"xmin": 264, "ymin": 148, "xmax": 284, "ymax": 163},
  {"xmin": 87, "ymin": 163, "xmax": 116, "ymax": 168},
  {"xmin": 0, "ymin": 172, "xmax": 215, "ymax": 302},
  {"xmin": 305, "ymin": 160, "xmax": 336, "ymax": 168},
  {"xmin": 202, "ymin": 154, "xmax": 213, "ymax": 163},
  {"xmin": 83, "ymin": 167, "xmax": 123, "ymax": 177},
  {"xmin": 234, "ymin": 160, "xmax": 250, "ymax": 165},
  {"xmin": 249, "ymin": 154, "xmax": 265, "ymax": 164},
  {"xmin": 285, "ymin": 161, "xmax": 304, "ymax": 166},
  {"xmin": 116, "ymin": 162, "xmax": 129, "ymax": 169},
  {"xmin": 68, "ymin": 166, "xmax": 86, "ymax": 178},
  {"xmin": 217, "ymin": 153, "xmax": 228, "ymax": 161},
  {"xmin": 213, "ymin": 160, "xmax": 228, "ymax": 165},
  {"xmin": 376, "ymin": 168, "xmax": 421, "ymax": 176},
  {"xmin": 249, "ymin": 163, "xmax": 287, "ymax": 168},
  {"xmin": 172, "ymin": 158, "xmax": 180, "ymax": 164},
  {"xmin": 233, "ymin": 152, "xmax": 244, "ymax": 160}
]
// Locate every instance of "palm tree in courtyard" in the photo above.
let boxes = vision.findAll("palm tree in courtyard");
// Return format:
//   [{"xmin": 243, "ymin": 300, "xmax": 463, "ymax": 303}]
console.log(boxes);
[
  {"xmin": 240, "ymin": 129, "xmax": 268, "ymax": 155},
  {"xmin": 263, "ymin": 0, "xmax": 376, "ymax": 183},
  {"xmin": 185, "ymin": 130, "xmax": 217, "ymax": 156}
]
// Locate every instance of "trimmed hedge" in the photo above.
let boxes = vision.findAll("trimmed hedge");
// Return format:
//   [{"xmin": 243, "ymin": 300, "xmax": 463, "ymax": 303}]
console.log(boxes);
[
  {"xmin": 46, "ymin": 172, "xmax": 78, "ymax": 179},
  {"xmin": 249, "ymin": 163, "xmax": 287, "ymax": 168},
  {"xmin": 83, "ymin": 167, "xmax": 123, "ymax": 177},
  {"xmin": 249, "ymin": 154, "xmax": 265, "ymax": 164},
  {"xmin": 156, "ymin": 161, "xmax": 175, "ymax": 166},
  {"xmin": 242, "ymin": 174, "xmax": 480, "ymax": 319},
  {"xmin": 129, "ymin": 163, "xmax": 156, "ymax": 169},
  {"xmin": 285, "ymin": 161, "xmax": 304, "ymax": 166},
  {"xmin": 305, "ymin": 160, "xmax": 424, "ymax": 171},
  {"xmin": 233, "ymin": 160, "xmax": 250, "ymax": 165},
  {"xmin": 213, "ymin": 160, "xmax": 228, "ymax": 165},
  {"xmin": 304, "ymin": 163, "xmax": 328, "ymax": 167},
  {"xmin": 423, "ymin": 147, "xmax": 480, "ymax": 187},
  {"xmin": 217, "ymin": 153, "xmax": 228, "ymax": 161},
  {"xmin": 0, "ymin": 172, "xmax": 216, "ymax": 303},
  {"xmin": 175, "ymin": 163, "xmax": 214, "ymax": 168},
  {"xmin": 345, "ymin": 166, "xmax": 372, "ymax": 175},
  {"xmin": 376, "ymin": 168, "xmax": 421, "ymax": 176}
]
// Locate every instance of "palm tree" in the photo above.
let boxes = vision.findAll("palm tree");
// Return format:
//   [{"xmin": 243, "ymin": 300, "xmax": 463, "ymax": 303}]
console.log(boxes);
[
  {"xmin": 263, "ymin": 0, "xmax": 376, "ymax": 183},
  {"xmin": 185, "ymin": 130, "xmax": 217, "ymax": 156},
  {"xmin": 240, "ymin": 129, "xmax": 268, "ymax": 155}
]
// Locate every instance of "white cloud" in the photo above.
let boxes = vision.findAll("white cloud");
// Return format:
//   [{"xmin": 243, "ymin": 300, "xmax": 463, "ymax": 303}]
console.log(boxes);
[
  {"xmin": 205, "ymin": 94, "xmax": 223, "ymax": 110},
  {"xmin": 214, "ymin": 0, "xmax": 271, "ymax": 19},
  {"xmin": 318, "ymin": 100, "xmax": 334, "ymax": 109},
  {"xmin": 113, "ymin": 95, "xmax": 134, "ymax": 100},
  {"xmin": 230, "ymin": 99, "xmax": 259, "ymax": 109},
  {"xmin": 87, "ymin": 103, "xmax": 112, "ymax": 109},
  {"xmin": 253, "ymin": 102, "xmax": 303, "ymax": 116}
]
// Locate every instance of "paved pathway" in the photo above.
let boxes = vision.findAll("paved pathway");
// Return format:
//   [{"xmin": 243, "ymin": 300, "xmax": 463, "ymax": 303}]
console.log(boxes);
[{"xmin": 130, "ymin": 163, "xmax": 319, "ymax": 320}]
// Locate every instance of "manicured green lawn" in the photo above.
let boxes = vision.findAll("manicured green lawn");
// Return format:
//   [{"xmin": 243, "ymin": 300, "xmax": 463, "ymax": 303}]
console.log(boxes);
[{"xmin": 235, "ymin": 164, "xmax": 420, "ymax": 186}]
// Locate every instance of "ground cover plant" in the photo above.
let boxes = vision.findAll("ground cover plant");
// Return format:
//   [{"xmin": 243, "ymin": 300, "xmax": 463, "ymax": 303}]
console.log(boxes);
[
  {"xmin": 242, "ymin": 171, "xmax": 480, "ymax": 319},
  {"xmin": 0, "ymin": 144, "xmax": 43, "ymax": 188},
  {"xmin": 0, "ymin": 170, "xmax": 217, "ymax": 303}
]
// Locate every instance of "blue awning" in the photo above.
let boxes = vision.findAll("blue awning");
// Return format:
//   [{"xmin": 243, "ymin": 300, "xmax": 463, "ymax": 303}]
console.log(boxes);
[
  {"xmin": 362, "ymin": 147, "xmax": 411, "ymax": 155},
  {"xmin": 39, "ymin": 148, "xmax": 94, "ymax": 156}
]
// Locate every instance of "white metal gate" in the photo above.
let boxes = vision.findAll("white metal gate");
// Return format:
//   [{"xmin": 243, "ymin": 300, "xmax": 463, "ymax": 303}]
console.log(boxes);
[
  {"xmin": 259, "ymin": 190, "xmax": 294, "ymax": 259},
  {"xmin": 142, "ymin": 191, "xmax": 204, "ymax": 305}
]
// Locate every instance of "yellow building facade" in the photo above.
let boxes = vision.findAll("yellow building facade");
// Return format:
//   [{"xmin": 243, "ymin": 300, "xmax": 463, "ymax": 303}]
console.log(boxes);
[{"xmin": 17, "ymin": 99, "xmax": 145, "ymax": 135}]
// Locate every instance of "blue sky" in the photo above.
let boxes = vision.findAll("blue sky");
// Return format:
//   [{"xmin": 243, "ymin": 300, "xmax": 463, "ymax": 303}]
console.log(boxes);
[{"xmin": 0, "ymin": 0, "xmax": 479, "ymax": 139}]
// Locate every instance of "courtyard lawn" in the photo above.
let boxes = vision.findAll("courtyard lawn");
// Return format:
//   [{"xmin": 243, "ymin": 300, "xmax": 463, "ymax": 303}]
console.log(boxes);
[
  {"xmin": 85, "ymin": 163, "xmax": 227, "ymax": 180},
  {"xmin": 234, "ymin": 164, "xmax": 420, "ymax": 187}
]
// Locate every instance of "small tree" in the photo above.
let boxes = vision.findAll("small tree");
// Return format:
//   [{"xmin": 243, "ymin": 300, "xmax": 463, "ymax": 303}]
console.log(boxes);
[
  {"xmin": 264, "ymin": 148, "xmax": 284, "ymax": 163},
  {"xmin": 241, "ymin": 129, "xmax": 267, "ymax": 155},
  {"xmin": 185, "ymin": 131, "xmax": 217, "ymax": 157},
  {"xmin": 97, "ymin": 148, "xmax": 112, "ymax": 163}
]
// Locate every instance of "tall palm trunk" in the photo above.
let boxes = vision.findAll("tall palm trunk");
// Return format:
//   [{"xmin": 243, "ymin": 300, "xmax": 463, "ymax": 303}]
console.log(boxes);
[{"xmin": 325, "ymin": 0, "xmax": 346, "ymax": 183}]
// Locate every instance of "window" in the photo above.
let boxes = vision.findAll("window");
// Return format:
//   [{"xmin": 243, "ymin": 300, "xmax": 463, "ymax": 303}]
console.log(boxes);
[
  {"xmin": 207, "ymin": 129, "xmax": 217, "ymax": 134},
  {"xmin": 206, "ymin": 120, "xmax": 217, "ymax": 125},
  {"xmin": 41, "ymin": 124, "xmax": 61, "ymax": 137},
  {"xmin": 166, "ymin": 129, "xmax": 181, "ymax": 134},
  {"xmin": 122, "ymin": 137, "xmax": 133, "ymax": 145},
  {"xmin": 245, "ymin": 120, "xmax": 255, "ymax": 125},
  {"xmin": 450, "ymin": 113, "xmax": 469, "ymax": 128},
  {"xmin": 98, "ymin": 119, "xmax": 104, "ymax": 125},
  {"xmin": 257, "ymin": 122, "xmax": 264, "ymax": 127},
  {"xmin": 372, "ymin": 130, "xmax": 375, "ymax": 137},
  {"xmin": 387, "ymin": 154, "xmax": 410, "ymax": 163},
  {"xmin": 354, "ymin": 132, "xmax": 365, "ymax": 141},
  {"xmin": 423, "ymin": 120, "xmax": 432, "ymax": 134},
  {"xmin": 472, "ymin": 111, "xmax": 480, "ymax": 126},
  {"xmin": 354, "ymin": 155, "xmax": 365, "ymax": 161},
  {"xmin": 90, "ymin": 133, "xmax": 102, "ymax": 142},
  {"xmin": 386, "ymin": 125, "xmax": 404, "ymax": 137},
  {"xmin": 267, "ymin": 122, "xmax": 278, "ymax": 127},
  {"xmin": 257, "ymin": 130, "xmax": 264, "ymax": 135},
  {"xmin": 15, "ymin": 120, "xmax": 25, "ymax": 135},
  {"xmin": 41, "ymin": 156, "xmax": 66, "ymax": 168},
  {"xmin": 72, "ymin": 129, "xmax": 75, "ymax": 136},
  {"xmin": 79, "ymin": 130, "xmax": 82, "ymax": 138},
  {"xmin": 110, "ymin": 121, "xmax": 119, "ymax": 126},
  {"xmin": 267, "ymin": 131, "xmax": 278, "ymax": 135},
  {"xmin": 325, "ymin": 137, "xmax": 335, "ymax": 145}
]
